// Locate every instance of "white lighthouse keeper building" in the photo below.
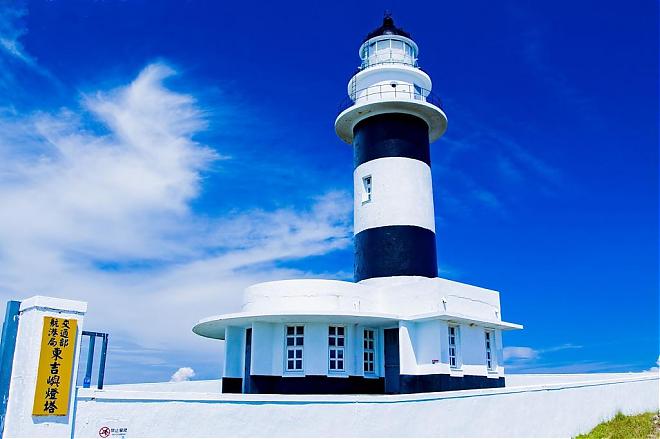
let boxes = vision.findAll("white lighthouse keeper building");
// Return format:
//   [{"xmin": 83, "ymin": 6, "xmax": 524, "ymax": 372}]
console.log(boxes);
[{"xmin": 193, "ymin": 15, "xmax": 522, "ymax": 395}]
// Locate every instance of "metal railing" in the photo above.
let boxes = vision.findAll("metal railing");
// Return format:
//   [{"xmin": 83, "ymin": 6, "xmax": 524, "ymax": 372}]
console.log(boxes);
[
  {"xmin": 360, "ymin": 57, "xmax": 419, "ymax": 70},
  {"xmin": 338, "ymin": 83, "xmax": 443, "ymax": 115},
  {"xmin": 80, "ymin": 331, "xmax": 109, "ymax": 389},
  {"xmin": 0, "ymin": 301, "xmax": 20, "ymax": 435}
]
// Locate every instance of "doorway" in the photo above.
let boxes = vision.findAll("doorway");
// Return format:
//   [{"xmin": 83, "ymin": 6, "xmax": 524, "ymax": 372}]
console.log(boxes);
[
  {"xmin": 243, "ymin": 328, "xmax": 252, "ymax": 394},
  {"xmin": 383, "ymin": 328, "xmax": 400, "ymax": 394}
]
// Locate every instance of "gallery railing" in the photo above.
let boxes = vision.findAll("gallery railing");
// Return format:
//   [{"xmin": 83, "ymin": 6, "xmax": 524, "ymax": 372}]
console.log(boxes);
[{"xmin": 338, "ymin": 84, "xmax": 443, "ymax": 115}]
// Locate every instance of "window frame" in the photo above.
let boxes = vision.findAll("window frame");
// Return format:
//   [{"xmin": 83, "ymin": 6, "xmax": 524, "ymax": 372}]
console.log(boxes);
[
  {"xmin": 328, "ymin": 325, "xmax": 346, "ymax": 373},
  {"xmin": 284, "ymin": 324, "xmax": 305, "ymax": 374},
  {"xmin": 448, "ymin": 324, "xmax": 461, "ymax": 370},
  {"xmin": 376, "ymin": 39, "xmax": 390, "ymax": 51},
  {"xmin": 362, "ymin": 175, "xmax": 372, "ymax": 204},
  {"xmin": 363, "ymin": 328, "xmax": 377, "ymax": 376},
  {"xmin": 485, "ymin": 329, "xmax": 496, "ymax": 372}
]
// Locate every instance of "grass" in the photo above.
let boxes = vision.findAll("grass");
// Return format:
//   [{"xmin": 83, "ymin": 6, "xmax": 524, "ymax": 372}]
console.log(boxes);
[{"xmin": 577, "ymin": 412, "xmax": 659, "ymax": 438}]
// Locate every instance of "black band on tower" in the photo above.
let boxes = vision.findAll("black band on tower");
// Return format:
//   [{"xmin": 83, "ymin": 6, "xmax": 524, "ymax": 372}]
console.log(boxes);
[
  {"xmin": 354, "ymin": 225, "xmax": 438, "ymax": 281},
  {"xmin": 353, "ymin": 113, "xmax": 431, "ymax": 168}
]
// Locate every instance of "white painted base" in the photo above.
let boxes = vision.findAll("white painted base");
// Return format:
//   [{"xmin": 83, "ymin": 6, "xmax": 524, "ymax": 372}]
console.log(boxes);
[
  {"xmin": 71, "ymin": 373, "xmax": 659, "ymax": 437},
  {"xmin": 3, "ymin": 296, "xmax": 87, "ymax": 439}
]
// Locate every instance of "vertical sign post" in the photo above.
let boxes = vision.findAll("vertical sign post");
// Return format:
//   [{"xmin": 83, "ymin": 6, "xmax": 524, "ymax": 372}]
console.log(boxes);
[
  {"xmin": 32, "ymin": 317, "xmax": 78, "ymax": 417},
  {"xmin": 0, "ymin": 300, "xmax": 21, "ymax": 436}
]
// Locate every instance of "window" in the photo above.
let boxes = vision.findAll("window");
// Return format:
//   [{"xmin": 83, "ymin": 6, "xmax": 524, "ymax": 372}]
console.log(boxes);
[
  {"xmin": 448, "ymin": 325, "xmax": 460, "ymax": 369},
  {"xmin": 362, "ymin": 175, "xmax": 372, "ymax": 204},
  {"xmin": 376, "ymin": 40, "xmax": 389, "ymax": 51},
  {"xmin": 391, "ymin": 40, "xmax": 404, "ymax": 51},
  {"xmin": 485, "ymin": 330, "xmax": 495, "ymax": 371},
  {"xmin": 414, "ymin": 84, "xmax": 423, "ymax": 100},
  {"xmin": 285, "ymin": 325, "xmax": 304, "ymax": 372},
  {"xmin": 363, "ymin": 329, "xmax": 375, "ymax": 375},
  {"xmin": 328, "ymin": 326, "xmax": 345, "ymax": 372}
]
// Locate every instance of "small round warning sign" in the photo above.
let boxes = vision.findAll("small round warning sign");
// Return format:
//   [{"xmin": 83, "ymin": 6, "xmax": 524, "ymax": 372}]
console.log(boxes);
[{"xmin": 99, "ymin": 426, "xmax": 111, "ymax": 438}]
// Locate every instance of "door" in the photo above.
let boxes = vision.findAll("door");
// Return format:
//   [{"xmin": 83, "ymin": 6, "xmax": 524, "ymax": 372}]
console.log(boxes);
[
  {"xmin": 383, "ymin": 328, "xmax": 400, "ymax": 394},
  {"xmin": 243, "ymin": 328, "xmax": 252, "ymax": 394}
]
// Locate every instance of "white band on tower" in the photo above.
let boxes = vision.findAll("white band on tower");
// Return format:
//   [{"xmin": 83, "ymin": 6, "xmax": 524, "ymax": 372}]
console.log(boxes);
[{"xmin": 354, "ymin": 157, "xmax": 435, "ymax": 235}]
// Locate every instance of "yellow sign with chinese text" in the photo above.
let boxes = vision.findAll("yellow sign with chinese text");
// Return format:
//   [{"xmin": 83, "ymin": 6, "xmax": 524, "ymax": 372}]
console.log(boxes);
[{"xmin": 32, "ymin": 316, "xmax": 77, "ymax": 416}]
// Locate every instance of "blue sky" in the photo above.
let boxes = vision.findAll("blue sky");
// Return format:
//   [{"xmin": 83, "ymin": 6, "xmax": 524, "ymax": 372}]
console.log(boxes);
[{"xmin": 0, "ymin": 0, "xmax": 657, "ymax": 383}]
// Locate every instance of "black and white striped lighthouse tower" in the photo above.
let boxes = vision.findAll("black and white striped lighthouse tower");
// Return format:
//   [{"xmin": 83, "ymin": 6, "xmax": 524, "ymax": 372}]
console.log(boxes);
[{"xmin": 335, "ymin": 14, "xmax": 448, "ymax": 282}]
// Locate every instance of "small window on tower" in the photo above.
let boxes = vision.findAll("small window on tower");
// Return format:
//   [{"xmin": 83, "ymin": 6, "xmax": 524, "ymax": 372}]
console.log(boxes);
[{"xmin": 362, "ymin": 175, "xmax": 372, "ymax": 204}]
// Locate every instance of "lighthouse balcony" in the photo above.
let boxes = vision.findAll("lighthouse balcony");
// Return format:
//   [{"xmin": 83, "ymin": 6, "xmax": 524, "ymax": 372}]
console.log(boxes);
[
  {"xmin": 337, "ymin": 83, "xmax": 442, "ymax": 116},
  {"xmin": 335, "ymin": 82, "xmax": 447, "ymax": 144}
]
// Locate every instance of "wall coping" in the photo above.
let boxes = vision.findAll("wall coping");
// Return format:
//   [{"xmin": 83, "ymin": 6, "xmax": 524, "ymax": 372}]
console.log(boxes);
[
  {"xmin": 75, "ymin": 373, "xmax": 658, "ymax": 404},
  {"xmin": 19, "ymin": 295, "xmax": 88, "ymax": 314}
]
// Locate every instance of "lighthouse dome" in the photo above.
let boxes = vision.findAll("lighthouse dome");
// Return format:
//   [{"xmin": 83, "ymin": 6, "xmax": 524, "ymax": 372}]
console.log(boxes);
[
  {"xmin": 362, "ymin": 14, "xmax": 412, "ymax": 42},
  {"xmin": 359, "ymin": 15, "xmax": 418, "ymax": 69}
]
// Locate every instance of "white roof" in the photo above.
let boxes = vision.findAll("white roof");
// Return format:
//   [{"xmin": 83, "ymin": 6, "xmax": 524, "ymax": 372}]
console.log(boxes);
[{"xmin": 193, "ymin": 309, "xmax": 522, "ymax": 340}]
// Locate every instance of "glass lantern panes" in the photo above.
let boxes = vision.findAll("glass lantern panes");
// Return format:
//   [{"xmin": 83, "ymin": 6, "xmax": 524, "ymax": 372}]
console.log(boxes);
[
  {"xmin": 285, "ymin": 325, "xmax": 304, "ymax": 371},
  {"xmin": 328, "ymin": 326, "xmax": 345, "ymax": 372}
]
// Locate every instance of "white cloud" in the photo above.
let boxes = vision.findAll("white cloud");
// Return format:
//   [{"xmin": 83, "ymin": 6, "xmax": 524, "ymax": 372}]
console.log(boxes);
[
  {"xmin": 170, "ymin": 367, "xmax": 196, "ymax": 382},
  {"xmin": 503, "ymin": 346, "xmax": 539, "ymax": 361},
  {"xmin": 0, "ymin": 3, "xmax": 58, "ymax": 88},
  {"xmin": 644, "ymin": 356, "xmax": 660, "ymax": 373},
  {"xmin": 504, "ymin": 343, "xmax": 583, "ymax": 367},
  {"xmin": 0, "ymin": 63, "xmax": 352, "ymax": 382},
  {"xmin": 0, "ymin": 5, "xmax": 31, "ymax": 62}
]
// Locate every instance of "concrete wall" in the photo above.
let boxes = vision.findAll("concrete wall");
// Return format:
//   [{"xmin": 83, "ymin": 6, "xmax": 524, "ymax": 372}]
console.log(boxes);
[
  {"xmin": 229, "ymin": 319, "xmax": 506, "ymax": 381},
  {"xmin": 71, "ymin": 373, "xmax": 658, "ymax": 438},
  {"xmin": 223, "ymin": 326, "xmax": 244, "ymax": 378},
  {"xmin": 249, "ymin": 322, "xmax": 384, "ymax": 378},
  {"xmin": 398, "ymin": 321, "xmax": 504, "ymax": 377},
  {"xmin": 3, "ymin": 297, "xmax": 87, "ymax": 439}
]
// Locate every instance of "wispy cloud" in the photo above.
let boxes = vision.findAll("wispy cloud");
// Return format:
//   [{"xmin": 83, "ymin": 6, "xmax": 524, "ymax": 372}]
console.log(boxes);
[
  {"xmin": 504, "ymin": 343, "xmax": 583, "ymax": 371},
  {"xmin": 506, "ymin": 342, "xmax": 659, "ymax": 374},
  {"xmin": 503, "ymin": 346, "xmax": 539, "ymax": 362},
  {"xmin": 510, "ymin": 361, "xmax": 645, "ymax": 374},
  {"xmin": 0, "ymin": 2, "xmax": 58, "ymax": 89},
  {"xmin": 507, "ymin": 4, "xmax": 603, "ymax": 127},
  {"xmin": 0, "ymin": 5, "xmax": 32, "ymax": 63},
  {"xmin": 0, "ymin": 62, "xmax": 352, "ymax": 382},
  {"xmin": 644, "ymin": 356, "xmax": 660, "ymax": 373},
  {"xmin": 436, "ymin": 127, "xmax": 563, "ymax": 220}
]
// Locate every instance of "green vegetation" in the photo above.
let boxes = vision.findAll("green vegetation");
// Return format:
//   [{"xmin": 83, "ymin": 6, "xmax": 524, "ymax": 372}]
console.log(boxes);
[{"xmin": 577, "ymin": 412, "xmax": 659, "ymax": 439}]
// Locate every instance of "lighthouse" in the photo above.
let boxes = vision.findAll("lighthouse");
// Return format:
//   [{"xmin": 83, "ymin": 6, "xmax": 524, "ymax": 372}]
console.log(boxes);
[
  {"xmin": 335, "ymin": 14, "xmax": 447, "ymax": 282},
  {"xmin": 193, "ymin": 15, "xmax": 522, "ymax": 395}
]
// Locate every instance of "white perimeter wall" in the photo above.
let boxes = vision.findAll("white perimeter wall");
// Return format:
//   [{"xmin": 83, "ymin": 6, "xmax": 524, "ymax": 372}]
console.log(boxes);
[{"xmin": 70, "ymin": 373, "xmax": 658, "ymax": 438}]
